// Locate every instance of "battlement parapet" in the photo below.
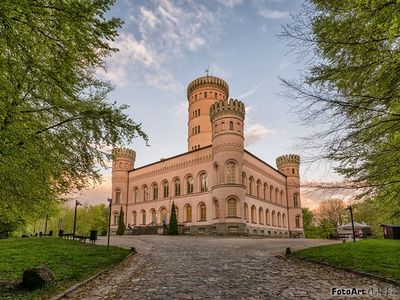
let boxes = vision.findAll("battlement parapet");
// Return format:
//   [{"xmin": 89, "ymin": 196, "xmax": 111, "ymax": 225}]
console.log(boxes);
[
  {"xmin": 112, "ymin": 147, "xmax": 136, "ymax": 162},
  {"xmin": 187, "ymin": 76, "xmax": 229, "ymax": 98},
  {"xmin": 276, "ymin": 154, "xmax": 300, "ymax": 168},
  {"xmin": 209, "ymin": 98, "xmax": 245, "ymax": 123}
]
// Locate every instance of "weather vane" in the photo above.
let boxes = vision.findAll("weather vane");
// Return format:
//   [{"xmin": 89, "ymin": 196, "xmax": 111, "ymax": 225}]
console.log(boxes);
[{"xmin": 205, "ymin": 66, "xmax": 210, "ymax": 77}]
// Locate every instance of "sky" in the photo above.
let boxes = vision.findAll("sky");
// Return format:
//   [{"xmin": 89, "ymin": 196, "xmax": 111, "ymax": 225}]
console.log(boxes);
[{"xmin": 75, "ymin": 0, "xmax": 341, "ymax": 210}]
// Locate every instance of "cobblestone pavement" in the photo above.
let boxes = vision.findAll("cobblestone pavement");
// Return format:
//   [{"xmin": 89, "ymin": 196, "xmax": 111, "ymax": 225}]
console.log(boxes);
[{"xmin": 61, "ymin": 236, "xmax": 399, "ymax": 300}]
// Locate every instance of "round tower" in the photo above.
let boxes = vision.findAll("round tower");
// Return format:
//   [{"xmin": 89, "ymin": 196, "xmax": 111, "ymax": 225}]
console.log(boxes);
[
  {"xmin": 276, "ymin": 154, "xmax": 304, "ymax": 237},
  {"xmin": 210, "ymin": 98, "xmax": 246, "ymax": 234},
  {"xmin": 187, "ymin": 76, "xmax": 229, "ymax": 152},
  {"xmin": 111, "ymin": 147, "xmax": 135, "ymax": 207}
]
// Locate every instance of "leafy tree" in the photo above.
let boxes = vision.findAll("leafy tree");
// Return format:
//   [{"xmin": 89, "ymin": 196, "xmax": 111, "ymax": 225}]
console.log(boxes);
[
  {"xmin": 0, "ymin": 0, "xmax": 147, "ymax": 225},
  {"xmin": 116, "ymin": 207, "xmax": 125, "ymax": 236},
  {"xmin": 169, "ymin": 202, "xmax": 178, "ymax": 235},
  {"xmin": 302, "ymin": 207, "xmax": 320, "ymax": 238},
  {"xmin": 314, "ymin": 199, "xmax": 348, "ymax": 227},
  {"xmin": 281, "ymin": 1, "xmax": 400, "ymax": 212}
]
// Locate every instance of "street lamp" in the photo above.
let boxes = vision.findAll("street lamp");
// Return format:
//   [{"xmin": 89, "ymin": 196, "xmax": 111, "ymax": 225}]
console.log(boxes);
[
  {"xmin": 73, "ymin": 200, "xmax": 82, "ymax": 240},
  {"xmin": 107, "ymin": 197, "xmax": 112, "ymax": 250},
  {"xmin": 346, "ymin": 205, "xmax": 356, "ymax": 243}
]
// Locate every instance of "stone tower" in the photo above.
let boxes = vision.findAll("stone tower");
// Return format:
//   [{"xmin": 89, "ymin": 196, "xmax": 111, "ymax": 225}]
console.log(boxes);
[
  {"xmin": 210, "ymin": 98, "xmax": 246, "ymax": 234},
  {"xmin": 187, "ymin": 76, "xmax": 229, "ymax": 152},
  {"xmin": 111, "ymin": 148, "xmax": 135, "ymax": 222},
  {"xmin": 276, "ymin": 154, "xmax": 304, "ymax": 237}
]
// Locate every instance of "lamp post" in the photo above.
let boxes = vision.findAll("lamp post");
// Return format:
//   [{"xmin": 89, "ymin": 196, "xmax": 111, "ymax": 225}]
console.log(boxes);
[
  {"xmin": 107, "ymin": 198, "xmax": 112, "ymax": 250},
  {"xmin": 347, "ymin": 205, "xmax": 356, "ymax": 243},
  {"xmin": 73, "ymin": 200, "xmax": 82, "ymax": 240},
  {"xmin": 44, "ymin": 214, "xmax": 48, "ymax": 235}
]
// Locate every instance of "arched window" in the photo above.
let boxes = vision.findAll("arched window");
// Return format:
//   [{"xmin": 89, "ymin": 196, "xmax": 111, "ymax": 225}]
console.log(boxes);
[
  {"xmin": 160, "ymin": 207, "xmax": 167, "ymax": 224},
  {"xmin": 204, "ymin": 91, "xmax": 207, "ymax": 98},
  {"xmin": 244, "ymin": 203, "xmax": 249, "ymax": 222},
  {"xmin": 227, "ymin": 198, "xmax": 237, "ymax": 217},
  {"xmin": 251, "ymin": 205, "xmax": 257, "ymax": 223},
  {"xmin": 132, "ymin": 211, "xmax": 137, "ymax": 225},
  {"xmin": 280, "ymin": 191, "xmax": 284, "ymax": 205},
  {"xmin": 133, "ymin": 187, "xmax": 139, "ymax": 203},
  {"xmin": 249, "ymin": 177, "xmax": 254, "ymax": 195},
  {"xmin": 259, "ymin": 207, "xmax": 264, "ymax": 224},
  {"xmin": 184, "ymin": 205, "xmax": 192, "ymax": 222},
  {"xmin": 200, "ymin": 173, "xmax": 207, "ymax": 192},
  {"xmin": 175, "ymin": 207, "xmax": 179, "ymax": 221},
  {"xmin": 113, "ymin": 212, "xmax": 118, "ymax": 225},
  {"xmin": 282, "ymin": 213, "xmax": 286, "ymax": 228},
  {"xmin": 266, "ymin": 209, "xmax": 270, "ymax": 225},
  {"xmin": 295, "ymin": 215, "xmax": 301, "ymax": 228},
  {"xmin": 242, "ymin": 172, "xmax": 247, "ymax": 188},
  {"xmin": 150, "ymin": 209, "xmax": 157, "ymax": 224},
  {"xmin": 221, "ymin": 122, "xmax": 225, "ymax": 131},
  {"xmin": 275, "ymin": 188, "xmax": 279, "ymax": 204},
  {"xmin": 269, "ymin": 186, "xmax": 274, "ymax": 202},
  {"xmin": 226, "ymin": 162, "xmax": 236, "ymax": 183},
  {"xmin": 152, "ymin": 183, "xmax": 158, "ymax": 200},
  {"xmin": 229, "ymin": 121, "xmax": 234, "ymax": 130},
  {"xmin": 163, "ymin": 181, "xmax": 169, "ymax": 198},
  {"xmin": 272, "ymin": 211, "xmax": 276, "ymax": 226},
  {"xmin": 115, "ymin": 189, "xmax": 121, "ymax": 204},
  {"xmin": 198, "ymin": 203, "xmax": 206, "ymax": 221},
  {"xmin": 277, "ymin": 212, "xmax": 281, "ymax": 227},
  {"xmin": 263, "ymin": 183, "xmax": 268, "ymax": 200},
  {"xmin": 174, "ymin": 178, "xmax": 181, "ymax": 196},
  {"xmin": 294, "ymin": 194, "xmax": 299, "ymax": 207},
  {"xmin": 256, "ymin": 180, "xmax": 261, "ymax": 198},
  {"xmin": 143, "ymin": 185, "xmax": 148, "ymax": 201},
  {"xmin": 214, "ymin": 163, "xmax": 219, "ymax": 184},
  {"xmin": 141, "ymin": 210, "xmax": 146, "ymax": 225},
  {"xmin": 186, "ymin": 176, "xmax": 194, "ymax": 194}
]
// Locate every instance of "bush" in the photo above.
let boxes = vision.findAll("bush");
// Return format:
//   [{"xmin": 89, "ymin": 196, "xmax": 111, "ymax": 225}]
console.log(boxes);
[
  {"xmin": 169, "ymin": 202, "xmax": 178, "ymax": 235},
  {"xmin": 116, "ymin": 207, "xmax": 125, "ymax": 235}
]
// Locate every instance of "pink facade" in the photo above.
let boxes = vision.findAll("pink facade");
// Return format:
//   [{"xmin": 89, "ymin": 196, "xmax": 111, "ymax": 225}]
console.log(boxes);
[{"xmin": 111, "ymin": 76, "xmax": 304, "ymax": 237}]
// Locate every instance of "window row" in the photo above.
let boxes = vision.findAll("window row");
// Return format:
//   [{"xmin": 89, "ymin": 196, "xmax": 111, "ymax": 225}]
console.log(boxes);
[
  {"xmin": 191, "ymin": 91, "xmax": 224, "ymax": 101},
  {"xmin": 129, "ymin": 173, "xmax": 208, "ymax": 203},
  {"xmin": 191, "ymin": 144, "xmax": 201, "ymax": 151},
  {"xmin": 192, "ymin": 125, "xmax": 201, "ymax": 135},
  {"xmin": 192, "ymin": 109, "xmax": 201, "ymax": 118},
  {"xmin": 213, "ymin": 120, "xmax": 239, "ymax": 133},
  {"xmin": 244, "ymin": 204, "xmax": 287, "ymax": 228}
]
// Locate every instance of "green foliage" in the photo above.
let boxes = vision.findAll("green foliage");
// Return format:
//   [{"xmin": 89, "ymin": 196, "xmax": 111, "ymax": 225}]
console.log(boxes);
[
  {"xmin": 294, "ymin": 240, "xmax": 400, "ymax": 281},
  {"xmin": 282, "ymin": 1, "xmax": 400, "ymax": 211},
  {"xmin": 302, "ymin": 208, "xmax": 322, "ymax": 239},
  {"xmin": 169, "ymin": 202, "xmax": 178, "ymax": 235},
  {"xmin": 116, "ymin": 207, "xmax": 125, "ymax": 236},
  {"xmin": 0, "ymin": 238, "xmax": 129, "ymax": 299},
  {"xmin": 0, "ymin": 0, "xmax": 147, "ymax": 226}
]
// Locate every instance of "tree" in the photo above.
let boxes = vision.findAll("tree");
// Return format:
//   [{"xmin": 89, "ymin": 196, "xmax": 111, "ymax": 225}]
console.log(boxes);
[
  {"xmin": 314, "ymin": 199, "xmax": 348, "ymax": 227},
  {"xmin": 0, "ymin": 0, "xmax": 147, "ymax": 225},
  {"xmin": 281, "ymin": 1, "xmax": 400, "ymax": 212},
  {"xmin": 116, "ymin": 207, "xmax": 125, "ymax": 236},
  {"xmin": 169, "ymin": 202, "xmax": 178, "ymax": 235}
]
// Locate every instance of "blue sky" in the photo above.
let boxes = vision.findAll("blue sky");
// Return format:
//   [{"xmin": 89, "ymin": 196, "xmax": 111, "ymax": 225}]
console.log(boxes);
[{"xmin": 79, "ymin": 0, "xmax": 340, "ymax": 209}]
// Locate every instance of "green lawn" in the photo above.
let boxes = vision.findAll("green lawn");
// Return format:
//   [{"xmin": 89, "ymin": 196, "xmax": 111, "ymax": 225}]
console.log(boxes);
[
  {"xmin": 0, "ymin": 237, "xmax": 130, "ymax": 299},
  {"xmin": 294, "ymin": 239, "xmax": 400, "ymax": 281}
]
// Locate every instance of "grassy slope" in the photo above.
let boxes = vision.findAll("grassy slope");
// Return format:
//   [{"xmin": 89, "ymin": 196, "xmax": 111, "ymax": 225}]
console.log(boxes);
[
  {"xmin": 294, "ymin": 239, "xmax": 400, "ymax": 281},
  {"xmin": 0, "ymin": 237, "xmax": 130, "ymax": 299}
]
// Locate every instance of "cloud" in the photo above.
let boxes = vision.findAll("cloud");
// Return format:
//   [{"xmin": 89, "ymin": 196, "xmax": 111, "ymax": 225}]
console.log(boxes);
[
  {"xmin": 244, "ymin": 105, "xmax": 274, "ymax": 146},
  {"xmin": 237, "ymin": 81, "xmax": 264, "ymax": 99},
  {"xmin": 258, "ymin": 9, "xmax": 289, "ymax": 19},
  {"xmin": 216, "ymin": 0, "xmax": 244, "ymax": 8},
  {"xmin": 169, "ymin": 101, "xmax": 188, "ymax": 124}
]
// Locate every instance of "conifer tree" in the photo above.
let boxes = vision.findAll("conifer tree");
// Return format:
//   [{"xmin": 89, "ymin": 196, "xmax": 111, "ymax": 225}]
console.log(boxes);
[
  {"xmin": 116, "ymin": 207, "xmax": 125, "ymax": 236},
  {"xmin": 169, "ymin": 202, "xmax": 178, "ymax": 235}
]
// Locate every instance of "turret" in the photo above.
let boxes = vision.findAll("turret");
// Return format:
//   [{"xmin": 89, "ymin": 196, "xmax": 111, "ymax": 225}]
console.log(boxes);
[
  {"xmin": 187, "ymin": 76, "xmax": 229, "ymax": 151},
  {"xmin": 111, "ymin": 148, "xmax": 135, "ymax": 225},
  {"xmin": 210, "ymin": 98, "xmax": 246, "ymax": 234},
  {"xmin": 276, "ymin": 154, "xmax": 303, "ymax": 237}
]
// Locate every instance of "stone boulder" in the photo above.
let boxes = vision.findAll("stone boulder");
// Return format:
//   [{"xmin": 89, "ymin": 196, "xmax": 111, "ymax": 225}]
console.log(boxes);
[{"xmin": 21, "ymin": 265, "xmax": 54, "ymax": 290}]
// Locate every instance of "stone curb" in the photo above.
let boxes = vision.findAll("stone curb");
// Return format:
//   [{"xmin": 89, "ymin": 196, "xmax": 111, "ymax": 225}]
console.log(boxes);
[
  {"xmin": 287, "ymin": 255, "xmax": 400, "ymax": 287},
  {"xmin": 50, "ymin": 252, "xmax": 135, "ymax": 300}
]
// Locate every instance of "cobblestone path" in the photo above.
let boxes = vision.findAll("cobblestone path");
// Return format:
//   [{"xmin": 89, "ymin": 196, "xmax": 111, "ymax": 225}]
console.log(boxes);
[{"xmin": 61, "ymin": 236, "xmax": 399, "ymax": 300}]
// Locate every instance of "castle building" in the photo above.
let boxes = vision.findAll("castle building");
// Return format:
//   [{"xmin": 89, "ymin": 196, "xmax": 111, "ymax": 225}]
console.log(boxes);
[{"xmin": 111, "ymin": 76, "xmax": 304, "ymax": 237}]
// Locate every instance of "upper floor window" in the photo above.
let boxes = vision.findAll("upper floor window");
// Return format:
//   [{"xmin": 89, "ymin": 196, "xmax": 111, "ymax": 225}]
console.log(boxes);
[
  {"xmin": 204, "ymin": 91, "xmax": 207, "ymax": 98},
  {"xmin": 295, "ymin": 215, "xmax": 301, "ymax": 228},
  {"xmin": 200, "ymin": 173, "xmax": 207, "ymax": 192},
  {"xmin": 152, "ymin": 183, "xmax": 158, "ymax": 200},
  {"xmin": 229, "ymin": 121, "xmax": 234, "ymax": 130},
  {"xmin": 174, "ymin": 179, "xmax": 181, "ymax": 196},
  {"xmin": 133, "ymin": 188, "xmax": 139, "ymax": 203},
  {"xmin": 163, "ymin": 181, "xmax": 169, "ymax": 198},
  {"xmin": 226, "ymin": 162, "xmax": 236, "ymax": 183},
  {"xmin": 143, "ymin": 186, "xmax": 148, "ymax": 201},
  {"xmin": 249, "ymin": 177, "xmax": 254, "ymax": 195},
  {"xmin": 115, "ymin": 189, "xmax": 121, "ymax": 204},
  {"xmin": 186, "ymin": 176, "xmax": 194, "ymax": 194},
  {"xmin": 294, "ymin": 194, "xmax": 299, "ymax": 207}
]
